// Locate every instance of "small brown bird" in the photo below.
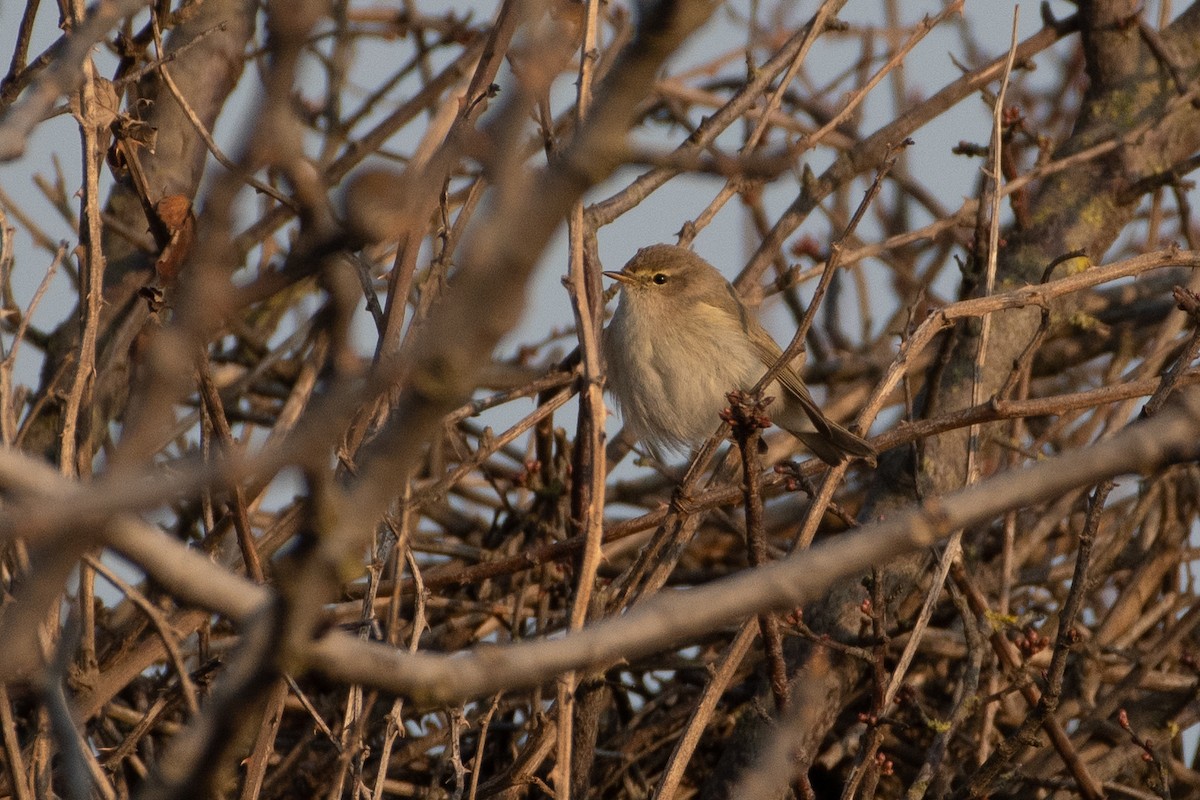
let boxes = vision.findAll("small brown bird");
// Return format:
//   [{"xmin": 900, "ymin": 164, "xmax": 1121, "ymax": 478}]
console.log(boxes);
[{"xmin": 603, "ymin": 244, "xmax": 874, "ymax": 466}]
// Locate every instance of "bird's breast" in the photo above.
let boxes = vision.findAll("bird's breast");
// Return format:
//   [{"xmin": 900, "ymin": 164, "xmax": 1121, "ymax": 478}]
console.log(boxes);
[{"xmin": 605, "ymin": 299, "xmax": 764, "ymax": 449}]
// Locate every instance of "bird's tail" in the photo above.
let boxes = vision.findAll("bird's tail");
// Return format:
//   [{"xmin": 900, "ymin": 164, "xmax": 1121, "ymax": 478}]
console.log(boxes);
[{"xmin": 794, "ymin": 422, "xmax": 875, "ymax": 466}]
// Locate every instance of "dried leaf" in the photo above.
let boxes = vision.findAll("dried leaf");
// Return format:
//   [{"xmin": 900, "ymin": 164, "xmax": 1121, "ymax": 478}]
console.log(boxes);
[{"xmin": 152, "ymin": 195, "xmax": 196, "ymax": 285}]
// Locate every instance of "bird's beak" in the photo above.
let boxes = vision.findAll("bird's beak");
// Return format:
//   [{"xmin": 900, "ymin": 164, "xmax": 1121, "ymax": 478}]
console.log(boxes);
[{"xmin": 603, "ymin": 270, "xmax": 632, "ymax": 284}]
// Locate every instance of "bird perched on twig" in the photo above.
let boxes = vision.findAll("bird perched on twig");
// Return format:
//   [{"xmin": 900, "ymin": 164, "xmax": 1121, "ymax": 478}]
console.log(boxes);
[{"xmin": 603, "ymin": 244, "xmax": 875, "ymax": 466}]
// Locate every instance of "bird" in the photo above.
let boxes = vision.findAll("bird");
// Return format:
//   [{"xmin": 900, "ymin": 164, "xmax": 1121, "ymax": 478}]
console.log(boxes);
[{"xmin": 602, "ymin": 244, "xmax": 874, "ymax": 466}]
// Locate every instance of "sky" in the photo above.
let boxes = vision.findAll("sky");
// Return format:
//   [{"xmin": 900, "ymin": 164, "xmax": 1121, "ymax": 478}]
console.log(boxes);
[
  {"xmin": 0, "ymin": 1, "xmax": 1084, "ymax": 390},
  {"xmin": 0, "ymin": 0, "xmax": 1165, "ymax": 496}
]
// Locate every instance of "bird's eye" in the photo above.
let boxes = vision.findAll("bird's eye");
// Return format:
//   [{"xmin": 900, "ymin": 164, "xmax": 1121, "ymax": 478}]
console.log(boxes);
[{"xmin": 652, "ymin": 273, "xmax": 668, "ymax": 285}]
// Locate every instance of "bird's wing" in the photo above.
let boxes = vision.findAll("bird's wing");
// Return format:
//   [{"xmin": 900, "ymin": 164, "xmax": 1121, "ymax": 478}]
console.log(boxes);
[
  {"xmin": 745, "ymin": 323, "xmax": 836, "ymax": 437},
  {"xmin": 753, "ymin": 336, "xmax": 876, "ymax": 461}
]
